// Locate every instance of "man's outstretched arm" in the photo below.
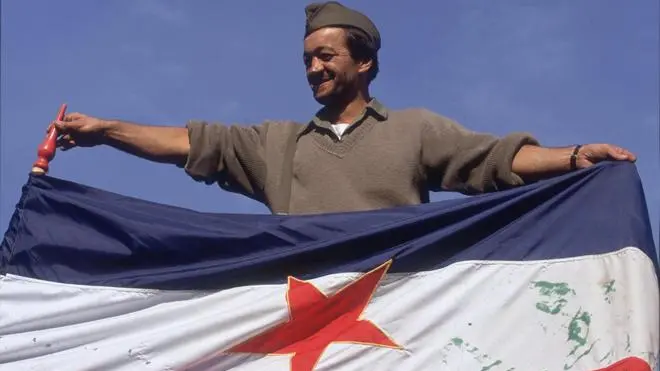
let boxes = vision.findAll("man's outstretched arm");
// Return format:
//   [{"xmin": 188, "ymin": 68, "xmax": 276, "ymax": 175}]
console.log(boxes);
[
  {"xmin": 512, "ymin": 143, "xmax": 637, "ymax": 181},
  {"xmin": 53, "ymin": 112, "xmax": 272, "ymax": 203},
  {"xmin": 54, "ymin": 112, "xmax": 190, "ymax": 166}
]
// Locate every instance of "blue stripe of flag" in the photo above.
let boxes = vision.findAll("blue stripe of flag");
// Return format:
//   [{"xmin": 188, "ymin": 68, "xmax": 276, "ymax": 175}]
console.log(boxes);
[{"xmin": 1, "ymin": 162, "xmax": 657, "ymax": 290}]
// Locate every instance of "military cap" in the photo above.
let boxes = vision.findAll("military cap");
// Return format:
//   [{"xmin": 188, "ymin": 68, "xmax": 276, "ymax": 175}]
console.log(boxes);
[{"xmin": 304, "ymin": 1, "xmax": 381, "ymax": 51}]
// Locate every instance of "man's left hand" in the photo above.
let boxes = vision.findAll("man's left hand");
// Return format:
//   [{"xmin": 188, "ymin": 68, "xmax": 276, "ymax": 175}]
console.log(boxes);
[{"xmin": 575, "ymin": 144, "xmax": 637, "ymax": 169}]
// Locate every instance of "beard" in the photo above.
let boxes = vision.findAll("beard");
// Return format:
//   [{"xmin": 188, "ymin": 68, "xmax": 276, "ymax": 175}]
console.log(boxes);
[
  {"xmin": 309, "ymin": 72, "xmax": 354, "ymax": 106},
  {"xmin": 312, "ymin": 80, "xmax": 341, "ymax": 105}
]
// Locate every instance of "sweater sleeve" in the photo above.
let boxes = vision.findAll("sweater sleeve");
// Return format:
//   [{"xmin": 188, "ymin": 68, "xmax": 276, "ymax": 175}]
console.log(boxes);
[
  {"xmin": 420, "ymin": 109, "xmax": 539, "ymax": 194},
  {"xmin": 181, "ymin": 120, "xmax": 269, "ymax": 202}
]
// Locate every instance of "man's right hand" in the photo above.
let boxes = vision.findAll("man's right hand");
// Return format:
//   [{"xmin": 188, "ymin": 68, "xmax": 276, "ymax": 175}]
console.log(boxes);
[{"xmin": 52, "ymin": 113, "xmax": 110, "ymax": 150}]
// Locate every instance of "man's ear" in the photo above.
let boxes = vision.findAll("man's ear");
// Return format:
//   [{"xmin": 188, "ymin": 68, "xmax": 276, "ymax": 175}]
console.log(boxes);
[{"xmin": 358, "ymin": 59, "xmax": 373, "ymax": 74}]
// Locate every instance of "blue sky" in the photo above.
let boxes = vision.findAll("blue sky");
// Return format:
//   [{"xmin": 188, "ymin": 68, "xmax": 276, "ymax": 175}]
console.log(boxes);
[{"xmin": 1, "ymin": 1, "xmax": 658, "ymax": 254}]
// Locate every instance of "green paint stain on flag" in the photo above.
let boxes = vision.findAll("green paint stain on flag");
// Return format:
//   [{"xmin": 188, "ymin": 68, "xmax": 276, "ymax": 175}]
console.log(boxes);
[
  {"xmin": 599, "ymin": 350, "xmax": 613, "ymax": 363},
  {"xmin": 480, "ymin": 360, "xmax": 502, "ymax": 370},
  {"xmin": 531, "ymin": 281, "xmax": 575, "ymax": 315},
  {"xmin": 602, "ymin": 280, "xmax": 616, "ymax": 303},
  {"xmin": 446, "ymin": 337, "xmax": 509, "ymax": 370},
  {"xmin": 451, "ymin": 337, "xmax": 464, "ymax": 347},
  {"xmin": 534, "ymin": 281, "xmax": 574, "ymax": 296},
  {"xmin": 602, "ymin": 280, "xmax": 616, "ymax": 293},
  {"xmin": 564, "ymin": 342, "xmax": 596, "ymax": 370},
  {"xmin": 563, "ymin": 308, "xmax": 595, "ymax": 369},
  {"xmin": 568, "ymin": 310, "xmax": 591, "ymax": 346}
]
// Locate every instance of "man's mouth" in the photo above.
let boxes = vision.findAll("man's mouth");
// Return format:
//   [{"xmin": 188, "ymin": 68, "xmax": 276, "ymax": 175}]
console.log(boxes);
[
  {"xmin": 310, "ymin": 81, "xmax": 329, "ymax": 94},
  {"xmin": 314, "ymin": 79, "xmax": 331, "ymax": 88},
  {"xmin": 311, "ymin": 78, "xmax": 332, "ymax": 88}
]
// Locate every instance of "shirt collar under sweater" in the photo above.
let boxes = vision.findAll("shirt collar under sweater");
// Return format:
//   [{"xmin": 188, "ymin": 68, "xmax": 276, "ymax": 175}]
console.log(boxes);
[{"xmin": 309, "ymin": 98, "xmax": 389, "ymax": 132}]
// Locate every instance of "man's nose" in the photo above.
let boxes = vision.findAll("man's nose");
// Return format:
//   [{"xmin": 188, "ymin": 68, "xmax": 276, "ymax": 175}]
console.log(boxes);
[{"xmin": 309, "ymin": 57, "xmax": 323, "ymax": 73}]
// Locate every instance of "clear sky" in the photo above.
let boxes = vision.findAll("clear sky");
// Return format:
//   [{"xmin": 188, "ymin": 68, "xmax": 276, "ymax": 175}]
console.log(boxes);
[{"xmin": 1, "ymin": 1, "xmax": 658, "ymax": 255}]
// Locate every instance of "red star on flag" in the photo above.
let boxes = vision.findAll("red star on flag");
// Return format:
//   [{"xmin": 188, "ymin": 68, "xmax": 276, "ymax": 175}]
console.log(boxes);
[
  {"xmin": 593, "ymin": 357, "xmax": 652, "ymax": 371},
  {"xmin": 225, "ymin": 260, "xmax": 402, "ymax": 371}
]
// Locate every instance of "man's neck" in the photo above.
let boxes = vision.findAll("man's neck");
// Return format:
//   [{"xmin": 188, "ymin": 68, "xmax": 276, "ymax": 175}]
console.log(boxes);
[{"xmin": 323, "ymin": 90, "xmax": 371, "ymax": 124}]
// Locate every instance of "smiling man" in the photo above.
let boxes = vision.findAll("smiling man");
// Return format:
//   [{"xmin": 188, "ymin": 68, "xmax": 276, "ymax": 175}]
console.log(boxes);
[{"xmin": 53, "ymin": 1, "xmax": 636, "ymax": 215}]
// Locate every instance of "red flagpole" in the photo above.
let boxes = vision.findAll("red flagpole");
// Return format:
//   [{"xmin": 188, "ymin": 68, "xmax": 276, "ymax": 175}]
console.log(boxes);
[{"xmin": 32, "ymin": 103, "xmax": 67, "ymax": 175}]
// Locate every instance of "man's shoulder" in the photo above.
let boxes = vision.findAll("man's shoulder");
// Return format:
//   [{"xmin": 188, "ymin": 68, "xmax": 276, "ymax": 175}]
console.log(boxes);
[
  {"xmin": 386, "ymin": 106, "xmax": 455, "ymax": 125},
  {"xmin": 257, "ymin": 119, "xmax": 309, "ymax": 140},
  {"xmin": 388, "ymin": 106, "xmax": 432, "ymax": 117},
  {"xmin": 261, "ymin": 119, "xmax": 307, "ymax": 131}
]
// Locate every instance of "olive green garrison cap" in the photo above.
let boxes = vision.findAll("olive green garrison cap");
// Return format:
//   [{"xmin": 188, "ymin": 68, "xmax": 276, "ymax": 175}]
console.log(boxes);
[{"xmin": 304, "ymin": 1, "xmax": 380, "ymax": 51}]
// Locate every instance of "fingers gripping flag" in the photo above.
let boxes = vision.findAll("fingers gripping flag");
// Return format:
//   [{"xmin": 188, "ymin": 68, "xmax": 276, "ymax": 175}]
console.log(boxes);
[{"xmin": 0, "ymin": 162, "xmax": 658, "ymax": 370}]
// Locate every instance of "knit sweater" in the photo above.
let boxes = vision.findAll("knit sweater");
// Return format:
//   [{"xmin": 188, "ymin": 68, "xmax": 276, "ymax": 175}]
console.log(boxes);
[{"xmin": 182, "ymin": 99, "xmax": 539, "ymax": 215}]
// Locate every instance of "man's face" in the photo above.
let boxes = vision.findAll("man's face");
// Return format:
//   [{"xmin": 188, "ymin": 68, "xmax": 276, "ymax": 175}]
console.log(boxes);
[{"xmin": 303, "ymin": 27, "xmax": 367, "ymax": 106}]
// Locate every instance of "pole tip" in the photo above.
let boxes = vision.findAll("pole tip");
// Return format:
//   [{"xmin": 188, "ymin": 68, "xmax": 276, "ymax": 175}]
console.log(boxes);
[{"xmin": 31, "ymin": 104, "xmax": 67, "ymax": 175}]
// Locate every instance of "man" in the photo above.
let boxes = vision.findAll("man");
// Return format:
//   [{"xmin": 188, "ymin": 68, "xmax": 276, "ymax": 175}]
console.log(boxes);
[{"xmin": 53, "ymin": 1, "xmax": 635, "ymax": 215}]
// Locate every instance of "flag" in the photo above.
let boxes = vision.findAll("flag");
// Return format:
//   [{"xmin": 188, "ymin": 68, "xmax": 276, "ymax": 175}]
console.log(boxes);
[{"xmin": 1, "ymin": 161, "xmax": 658, "ymax": 371}]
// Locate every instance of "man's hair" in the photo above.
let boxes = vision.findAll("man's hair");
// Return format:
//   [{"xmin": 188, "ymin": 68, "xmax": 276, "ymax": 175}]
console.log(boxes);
[{"xmin": 344, "ymin": 28, "xmax": 379, "ymax": 83}]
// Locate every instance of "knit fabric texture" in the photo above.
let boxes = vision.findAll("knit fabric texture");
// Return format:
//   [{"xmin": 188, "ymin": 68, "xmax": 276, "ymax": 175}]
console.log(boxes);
[{"xmin": 183, "ymin": 99, "xmax": 539, "ymax": 215}]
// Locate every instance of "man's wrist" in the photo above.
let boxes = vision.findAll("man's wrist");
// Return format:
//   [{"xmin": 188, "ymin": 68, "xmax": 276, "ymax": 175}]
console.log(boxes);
[
  {"xmin": 101, "ymin": 119, "xmax": 119, "ymax": 135},
  {"xmin": 570, "ymin": 145, "xmax": 582, "ymax": 170},
  {"xmin": 546, "ymin": 146, "xmax": 577, "ymax": 172},
  {"xmin": 99, "ymin": 119, "xmax": 122, "ymax": 144}
]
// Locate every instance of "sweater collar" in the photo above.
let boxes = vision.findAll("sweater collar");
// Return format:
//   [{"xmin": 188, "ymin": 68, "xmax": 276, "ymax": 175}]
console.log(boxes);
[{"xmin": 310, "ymin": 98, "xmax": 389, "ymax": 130}]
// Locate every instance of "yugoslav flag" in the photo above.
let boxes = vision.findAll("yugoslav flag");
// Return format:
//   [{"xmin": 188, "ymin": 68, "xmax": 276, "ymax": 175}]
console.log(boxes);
[{"xmin": 0, "ymin": 161, "xmax": 658, "ymax": 371}]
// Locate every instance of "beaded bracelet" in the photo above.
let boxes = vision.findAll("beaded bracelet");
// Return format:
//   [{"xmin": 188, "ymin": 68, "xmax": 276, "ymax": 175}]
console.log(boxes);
[{"xmin": 570, "ymin": 145, "xmax": 582, "ymax": 170}]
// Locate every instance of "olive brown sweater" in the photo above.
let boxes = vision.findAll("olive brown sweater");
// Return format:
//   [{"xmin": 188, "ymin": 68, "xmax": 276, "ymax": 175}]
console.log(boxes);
[{"xmin": 182, "ymin": 99, "xmax": 538, "ymax": 215}]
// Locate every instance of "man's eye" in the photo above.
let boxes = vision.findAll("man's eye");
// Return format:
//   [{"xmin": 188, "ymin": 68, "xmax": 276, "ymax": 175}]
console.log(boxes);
[{"xmin": 303, "ymin": 53, "xmax": 334, "ymax": 67}]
